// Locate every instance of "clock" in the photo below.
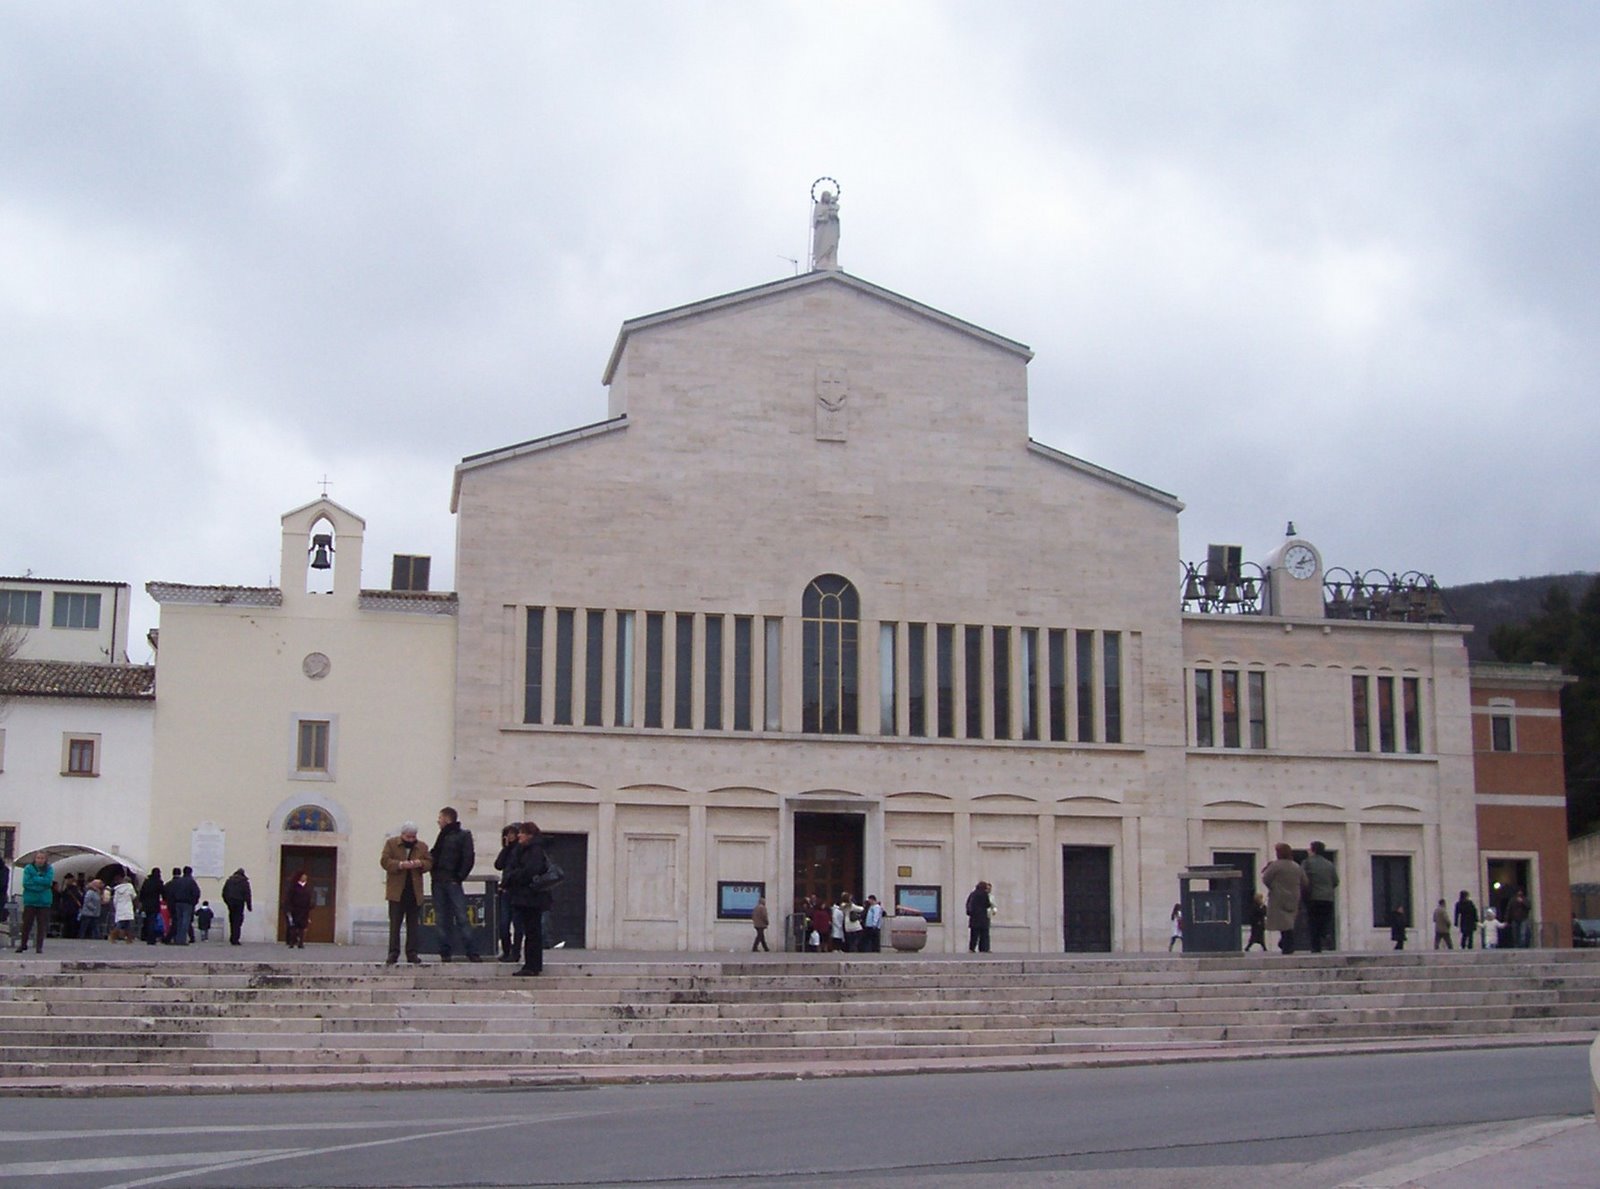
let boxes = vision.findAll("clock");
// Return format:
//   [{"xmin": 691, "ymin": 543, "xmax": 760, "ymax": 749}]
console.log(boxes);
[{"xmin": 1283, "ymin": 544, "xmax": 1318, "ymax": 580}]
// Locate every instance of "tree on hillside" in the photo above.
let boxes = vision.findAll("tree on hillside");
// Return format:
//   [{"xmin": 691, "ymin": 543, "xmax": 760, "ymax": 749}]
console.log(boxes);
[{"xmin": 1491, "ymin": 577, "xmax": 1600, "ymax": 836}]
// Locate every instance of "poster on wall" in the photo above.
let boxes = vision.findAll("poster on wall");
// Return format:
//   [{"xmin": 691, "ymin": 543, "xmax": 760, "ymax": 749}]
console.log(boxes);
[
  {"xmin": 717, "ymin": 881, "xmax": 766, "ymax": 920},
  {"xmin": 190, "ymin": 824, "xmax": 226, "ymax": 879}
]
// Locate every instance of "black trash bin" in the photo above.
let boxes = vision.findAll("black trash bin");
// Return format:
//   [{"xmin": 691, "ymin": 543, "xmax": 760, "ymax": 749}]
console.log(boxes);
[
  {"xmin": 1178, "ymin": 866, "xmax": 1244, "ymax": 953},
  {"xmin": 418, "ymin": 875, "xmax": 498, "ymax": 956}
]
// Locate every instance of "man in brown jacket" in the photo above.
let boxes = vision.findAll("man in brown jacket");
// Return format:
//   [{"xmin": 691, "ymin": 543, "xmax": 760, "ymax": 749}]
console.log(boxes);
[{"xmin": 381, "ymin": 821, "xmax": 432, "ymax": 965}]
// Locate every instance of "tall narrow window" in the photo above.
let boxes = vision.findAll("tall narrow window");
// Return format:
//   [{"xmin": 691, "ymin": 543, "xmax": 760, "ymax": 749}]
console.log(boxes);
[
  {"xmin": 879, "ymin": 623, "xmax": 898, "ymax": 735},
  {"xmin": 733, "ymin": 616, "xmax": 753, "ymax": 731},
  {"xmin": 802, "ymin": 575, "xmax": 859, "ymax": 734},
  {"xmin": 936, "ymin": 625, "xmax": 956, "ymax": 738},
  {"xmin": 991, "ymin": 626, "xmax": 1012, "ymax": 739},
  {"xmin": 704, "ymin": 615, "xmax": 724, "ymax": 730},
  {"xmin": 1352, "ymin": 675, "xmax": 1370, "ymax": 752},
  {"xmin": 296, "ymin": 720, "xmax": 329, "ymax": 773},
  {"xmin": 907, "ymin": 623, "xmax": 927, "ymax": 737},
  {"xmin": 1048, "ymin": 629, "xmax": 1067, "ymax": 742},
  {"xmin": 964, "ymin": 626, "xmax": 983, "ymax": 738},
  {"xmin": 523, "ymin": 607, "xmax": 545, "ymax": 725},
  {"xmin": 614, "ymin": 611, "xmax": 635, "ymax": 727},
  {"xmin": 1402, "ymin": 677, "xmax": 1421, "ymax": 753},
  {"xmin": 674, "ymin": 615, "xmax": 695, "ymax": 729},
  {"xmin": 1491, "ymin": 714, "xmax": 1513, "ymax": 752},
  {"xmin": 1248, "ymin": 670, "xmax": 1267, "ymax": 749},
  {"xmin": 553, "ymin": 608, "xmax": 575, "ymax": 726},
  {"xmin": 644, "ymin": 612, "xmax": 665, "ymax": 729},
  {"xmin": 1102, "ymin": 631, "xmax": 1122, "ymax": 744},
  {"xmin": 763, "ymin": 618, "xmax": 782, "ymax": 731},
  {"xmin": 1221, "ymin": 669, "xmax": 1240, "ymax": 748},
  {"xmin": 1376, "ymin": 676, "xmax": 1396, "ymax": 753},
  {"xmin": 1075, "ymin": 630, "xmax": 1096, "ymax": 742},
  {"xmin": 1020, "ymin": 627, "xmax": 1039, "ymax": 742},
  {"xmin": 584, "ymin": 610, "xmax": 605, "ymax": 726},
  {"xmin": 1194, "ymin": 669, "xmax": 1214, "ymax": 748}
]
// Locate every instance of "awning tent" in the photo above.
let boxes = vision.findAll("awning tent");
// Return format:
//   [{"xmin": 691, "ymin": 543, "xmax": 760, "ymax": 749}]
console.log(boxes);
[{"xmin": 10, "ymin": 844, "xmax": 145, "ymax": 886}]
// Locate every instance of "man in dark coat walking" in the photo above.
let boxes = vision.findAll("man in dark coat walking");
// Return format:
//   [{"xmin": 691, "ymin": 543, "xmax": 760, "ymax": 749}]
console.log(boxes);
[
  {"xmin": 431, "ymin": 807, "xmax": 480, "ymax": 962},
  {"xmin": 1454, "ymin": 890, "xmax": 1480, "ymax": 950},
  {"xmin": 965, "ymin": 881, "xmax": 992, "ymax": 953},
  {"xmin": 166, "ymin": 866, "xmax": 202, "ymax": 946},
  {"xmin": 221, "ymin": 868, "xmax": 253, "ymax": 945}
]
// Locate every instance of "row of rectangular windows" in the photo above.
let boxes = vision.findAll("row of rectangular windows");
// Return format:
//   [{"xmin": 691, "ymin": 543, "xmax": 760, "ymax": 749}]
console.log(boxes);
[
  {"xmin": 0, "ymin": 590, "xmax": 101, "ymax": 630},
  {"xmin": 1190, "ymin": 671, "xmax": 1425, "ymax": 753},
  {"xmin": 522, "ymin": 608, "xmax": 1126, "ymax": 744},
  {"xmin": 1354, "ymin": 675, "xmax": 1423, "ymax": 754}
]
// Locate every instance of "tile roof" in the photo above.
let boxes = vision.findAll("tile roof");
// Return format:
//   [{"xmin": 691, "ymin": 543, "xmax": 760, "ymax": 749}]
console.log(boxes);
[
  {"xmin": 0, "ymin": 660, "xmax": 155, "ymax": 700},
  {"xmin": 146, "ymin": 583, "xmax": 283, "ymax": 607},
  {"xmin": 358, "ymin": 590, "xmax": 459, "ymax": 615}
]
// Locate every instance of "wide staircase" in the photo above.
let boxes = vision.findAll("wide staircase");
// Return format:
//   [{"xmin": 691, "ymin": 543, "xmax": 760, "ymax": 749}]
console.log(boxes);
[{"xmin": 0, "ymin": 950, "xmax": 1597, "ymax": 1085}]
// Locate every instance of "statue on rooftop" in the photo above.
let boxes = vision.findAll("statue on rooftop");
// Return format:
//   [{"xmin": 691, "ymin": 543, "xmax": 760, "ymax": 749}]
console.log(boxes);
[{"xmin": 810, "ymin": 179, "xmax": 840, "ymax": 271}]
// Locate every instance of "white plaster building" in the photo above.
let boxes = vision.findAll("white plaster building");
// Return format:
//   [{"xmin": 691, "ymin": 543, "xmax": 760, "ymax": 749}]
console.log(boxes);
[
  {"xmin": 1, "ymin": 577, "xmax": 134, "ymax": 664},
  {"xmin": 147, "ymin": 498, "xmax": 456, "ymax": 942},
  {"xmin": 0, "ymin": 660, "xmax": 155, "ymax": 872}
]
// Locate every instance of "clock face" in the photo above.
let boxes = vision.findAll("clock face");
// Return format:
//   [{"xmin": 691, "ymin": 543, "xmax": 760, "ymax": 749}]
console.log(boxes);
[{"xmin": 1284, "ymin": 544, "xmax": 1318, "ymax": 580}]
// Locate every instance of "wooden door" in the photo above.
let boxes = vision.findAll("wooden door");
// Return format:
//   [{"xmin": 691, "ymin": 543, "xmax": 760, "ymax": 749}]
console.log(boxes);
[{"xmin": 279, "ymin": 845, "xmax": 337, "ymax": 943}]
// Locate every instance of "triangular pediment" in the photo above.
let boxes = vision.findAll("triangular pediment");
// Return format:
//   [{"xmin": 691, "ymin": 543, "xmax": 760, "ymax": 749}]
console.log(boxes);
[{"xmin": 601, "ymin": 270, "xmax": 1033, "ymax": 385}]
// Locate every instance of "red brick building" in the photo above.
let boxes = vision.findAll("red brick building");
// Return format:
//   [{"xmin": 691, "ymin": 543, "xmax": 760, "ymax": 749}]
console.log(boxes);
[{"xmin": 1470, "ymin": 661, "xmax": 1575, "ymax": 945}]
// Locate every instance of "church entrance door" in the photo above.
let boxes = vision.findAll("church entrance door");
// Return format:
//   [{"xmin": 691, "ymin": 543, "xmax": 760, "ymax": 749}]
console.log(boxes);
[{"xmin": 793, "ymin": 812, "xmax": 864, "ymax": 909}]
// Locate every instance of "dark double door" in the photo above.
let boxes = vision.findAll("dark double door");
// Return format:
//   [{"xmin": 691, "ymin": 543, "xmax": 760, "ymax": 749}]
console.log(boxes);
[
  {"xmin": 793, "ymin": 813, "xmax": 864, "ymax": 908},
  {"xmin": 1062, "ymin": 845, "xmax": 1113, "ymax": 952},
  {"xmin": 541, "ymin": 833, "xmax": 588, "ymax": 949}
]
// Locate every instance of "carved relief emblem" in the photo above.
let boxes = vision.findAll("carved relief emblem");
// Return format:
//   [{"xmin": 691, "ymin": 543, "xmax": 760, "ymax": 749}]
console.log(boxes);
[{"xmin": 815, "ymin": 365, "xmax": 847, "ymax": 441}]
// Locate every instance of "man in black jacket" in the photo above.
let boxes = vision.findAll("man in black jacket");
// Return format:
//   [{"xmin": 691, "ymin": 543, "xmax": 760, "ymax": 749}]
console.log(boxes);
[
  {"xmin": 431, "ymin": 807, "xmax": 480, "ymax": 962},
  {"xmin": 221, "ymin": 868, "xmax": 253, "ymax": 945},
  {"xmin": 166, "ymin": 866, "xmax": 202, "ymax": 946},
  {"xmin": 504, "ymin": 821, "xmax": 554, "ymax": 977}
]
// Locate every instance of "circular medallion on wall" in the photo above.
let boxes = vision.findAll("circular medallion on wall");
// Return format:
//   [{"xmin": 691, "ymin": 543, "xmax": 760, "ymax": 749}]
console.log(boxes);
[{"xmin": 302, "ymin": 652, "xmax": 331, "ymax": 680}]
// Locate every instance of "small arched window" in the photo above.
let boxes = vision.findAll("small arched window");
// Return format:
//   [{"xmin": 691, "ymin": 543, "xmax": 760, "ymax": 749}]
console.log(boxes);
[
  {"xmin": 802, "ymin": 574, "xmax": 859, "ymax": 734},
  {"xmin": 285, "ymin": 805, "xmax": 335, "ymax": 832}
]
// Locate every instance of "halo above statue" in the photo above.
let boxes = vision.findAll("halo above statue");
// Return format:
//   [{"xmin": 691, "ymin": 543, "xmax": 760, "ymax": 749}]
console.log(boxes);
[{"xmin": 811, "ymin": 176, "xmax": 841, "ymax": 203}]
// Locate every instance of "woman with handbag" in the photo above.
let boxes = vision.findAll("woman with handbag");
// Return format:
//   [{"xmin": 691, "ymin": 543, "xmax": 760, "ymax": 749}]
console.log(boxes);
[{"xmin": 504, "ymin": 821, "xmax": 557, "ymax": 977}]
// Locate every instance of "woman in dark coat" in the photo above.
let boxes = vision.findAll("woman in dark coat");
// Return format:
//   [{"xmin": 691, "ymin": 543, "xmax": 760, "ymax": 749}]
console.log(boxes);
[
  {"xmin": 138, "ymin": 868, "xmax": 165, "ymax": 945},
  {"xmin": 284, "ymin": 870, "xmax": 313, "ymax": 949},
  {"xmin": 492, "ymin": 824, "xmax": 521, "ymax": 962}
]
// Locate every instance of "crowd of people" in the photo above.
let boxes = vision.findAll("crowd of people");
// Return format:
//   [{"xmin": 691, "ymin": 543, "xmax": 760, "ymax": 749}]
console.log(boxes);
[
  {"xmin": 793, "ymin": 892, "xmax": 886, "ymax": 952},
  {"xmin": 5, "ymin": 851, "xmax": 230, "ymax": 953}
]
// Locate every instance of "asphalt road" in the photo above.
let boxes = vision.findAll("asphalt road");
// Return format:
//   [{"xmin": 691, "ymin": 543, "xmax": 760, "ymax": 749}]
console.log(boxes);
[{"xmin": 0, "ymin": 1046, "xmax": 1591, "ymax": 1188}]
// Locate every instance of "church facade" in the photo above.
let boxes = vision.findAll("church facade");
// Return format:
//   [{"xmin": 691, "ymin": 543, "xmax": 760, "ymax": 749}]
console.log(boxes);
[{"xmin": 448, "ymin": 256, "xmax": 1483, "ymax": 953}]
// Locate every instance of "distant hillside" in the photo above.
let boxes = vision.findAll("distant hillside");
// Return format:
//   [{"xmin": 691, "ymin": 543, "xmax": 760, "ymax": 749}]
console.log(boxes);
[{"xmin": 1442, "ymin": 573, "xmax": 1596, "ymax": 661}]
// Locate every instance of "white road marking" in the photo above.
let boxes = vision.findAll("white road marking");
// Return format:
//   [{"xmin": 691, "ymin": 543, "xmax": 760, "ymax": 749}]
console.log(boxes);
[
  {"xmin": 0, "ymin": 1151, "xmax": 275, "ymax": 1178},
  {"xmin": 0, "ymin": 1117, "xmax": 523, "ymax": 1144}
]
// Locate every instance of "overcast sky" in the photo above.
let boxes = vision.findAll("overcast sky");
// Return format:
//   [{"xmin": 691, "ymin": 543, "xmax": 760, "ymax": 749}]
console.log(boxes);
[{"xmin": 4, "ymin": 3, "xmax": 1596, "ymax": 662}]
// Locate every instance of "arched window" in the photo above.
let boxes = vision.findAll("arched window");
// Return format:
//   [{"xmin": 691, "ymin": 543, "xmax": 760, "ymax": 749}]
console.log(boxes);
[
  {"xmin": 802, "ymin": 574, "xmax": 859, "ymax": 734},
  {"xmin": 285, "ymin": 805, "xmax": 335, "ymax": 832}
]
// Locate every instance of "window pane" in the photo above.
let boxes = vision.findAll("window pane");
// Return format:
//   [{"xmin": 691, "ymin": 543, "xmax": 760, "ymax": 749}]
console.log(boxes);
[
  {"xmin": 803, "ymin": 576, "xmax": 859, "ymax": 734},
  {"xmin": 1377, "ymin": 676, "xmax": 1395, "ymax": 753},
  {"xmin": 1048, "ymin": 629, "xmax": 1067, "ymax": 742},
  {"xmin": 1076, "ymin": 630, "xmax": 1095, "ymax": 742},
  {"xmin": 1371, "ymin": 855, "xmax": 1413, "ymax": 928},
  {"xmin": 991, "ymin": 626, "xmax": 1011, "ymax": 739},
  {"xmin": 523, "ymin": 607, "xmax": 545, "ymax": 725},
  {"xmin": 644, "ymin": 612, "xmax": 664, "ymax": 728},
  {"xmin": 614, "ymin": 611, "xmax": 635, "ymax": 727},
  {"xmin": 907, "ymin": 623, "xmax": 927, "ymax": 737},
  {"xmin": 1491, "ymin": 715, "xmax": 1513, "ymax": 752},
  {"xmin": 763, "ymin": 619, "xmax": 782, "ymax": 731},
  {"xmin": 584, "ymin": 610, "xmax": 604, "ymax": 726},
  {"xmin": 1403, "ymin": 677, "xmax": 1421, "ymax": 753},
  {"xmin": 704, "ymin": 615, "xmax": 723, "ymax": 730},
  {"xmin": 674, "ymin": 615, "xmax": 694, "ymax": 729},
  {"xmin": 1352, "ymin": 676, "xmax": 1369, "ymax": 752},
  {"xmin": 733, "ymin": 616, "xmax": 753, "ymax": 731},
  {"xmin": 1102, "ymin": 631, "xmax": 1122, "ymax": 744},
  {"xmin": 296, "ymin": 721, "xmax": 328, "ymax": 771},
  {"xmin": 1248, "ymin": 671, "xmax": 1267, "ymax": 749},
  {"xmin": 1020, "ymin": 627, "xmax": 1039, "ymax": 742},
  {"xmin": 68, "ymin": 738, "xmax": 96, "ymax": 775},
  {"xmin": 553, "ymin": 608, "xmax": 575, "ymax": 726},
  {"xmin": 52, "ymin": 592, "xmax": 100, "ymax": 630},
  {"xmin": 879, "ymin": 623, "xmax": 897, "ymax": 735},
  {"xmin": 964, "ymin": 626, "xmax": 983, "ymax": 738},
  {"xmin": 936, "ymin": 625, "xmax": 956, "ymax": 738},
  {"xmin": 1221, "ymin": 669, "xmax": 1240, "ymax": 748},
  {"xmin": 1194, "ymin": 669, "xmax": 1214, "ymax": 748},
  {"xmin": 0, "ymin": 590, "xmax": 41, "ymax": 626}
]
